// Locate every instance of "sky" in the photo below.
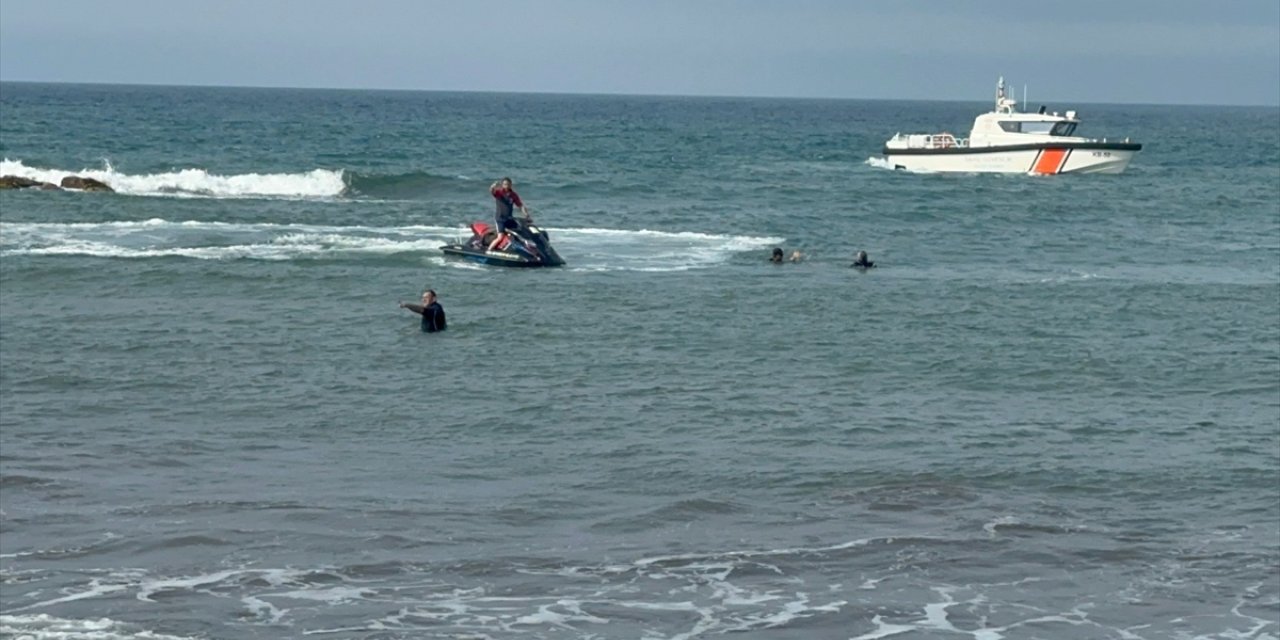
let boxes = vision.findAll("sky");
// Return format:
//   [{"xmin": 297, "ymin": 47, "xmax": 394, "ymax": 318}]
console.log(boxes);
[{"xmin": 2, "ymin": 0, "xmax": 1278, "ymax": 106}]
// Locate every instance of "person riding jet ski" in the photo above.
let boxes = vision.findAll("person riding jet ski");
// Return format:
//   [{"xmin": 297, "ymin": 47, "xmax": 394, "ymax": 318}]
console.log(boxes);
[{"xmin": 487, "ymin": 177, "xmax": 529, "ymax": 252}]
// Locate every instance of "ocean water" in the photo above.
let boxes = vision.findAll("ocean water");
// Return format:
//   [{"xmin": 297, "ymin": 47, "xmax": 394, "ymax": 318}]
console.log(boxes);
[{"xmin": 0, "ymin": 82, "xmax": 1277, "ymax": 640}]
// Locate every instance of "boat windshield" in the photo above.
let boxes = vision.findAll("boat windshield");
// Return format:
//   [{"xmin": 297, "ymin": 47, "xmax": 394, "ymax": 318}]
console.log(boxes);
[
  {"xmin": 998, "ymin": 121, "xmax": 1078, "ymax": 136},
  {"xmin": 1050, "ymin": 122, "xmax": 1078, "ymax": 136}
]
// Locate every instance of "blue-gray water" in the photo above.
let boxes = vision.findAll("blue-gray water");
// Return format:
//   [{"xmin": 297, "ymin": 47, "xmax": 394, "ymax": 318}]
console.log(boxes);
[{"xmin": 1, "ymin": 82, "xmax": 1278, "ymax": 639}]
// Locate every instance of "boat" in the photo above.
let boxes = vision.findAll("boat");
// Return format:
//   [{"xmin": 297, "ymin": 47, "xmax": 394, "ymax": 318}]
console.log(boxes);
[
  {"xmin": 440, "ymin": 217, "xmax": 565, "ymax": 267},
  {"xmin": 882, "ymin": 77, "xmax": 1142, "ymax": 174}
]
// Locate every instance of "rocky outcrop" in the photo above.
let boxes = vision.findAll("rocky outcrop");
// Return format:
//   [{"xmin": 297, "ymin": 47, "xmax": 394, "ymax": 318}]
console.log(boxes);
[
  {"xmin": 0, "ymin": 175, "xmax": 59, "ymax": 190},
  {"xmin": 0, "ymin": 174, "xmax": 115, "ymax": 192},
  {"xmin": 59, "ymin": 176, "xmax": 114, "ymax": 192}
]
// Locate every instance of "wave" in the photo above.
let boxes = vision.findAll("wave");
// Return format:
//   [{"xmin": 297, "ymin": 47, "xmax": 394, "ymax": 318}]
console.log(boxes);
[
  {"xmin": 344, "ymin": 170, "xmax": 475, "ymax": 199},
  {"xmin": 0, "ymin": 614, "xmax": 199, "ymax": 640},
  {"xmin": 4, "ymin": 534, "xmax": 1226, "ymax": 639},
  {"xmin": 0, "ymin": 159, "xmax": 345, "ymax": 200},
  {"xmin": 0, "ymin": 219, "xmax": 783, "ymax": 271}
]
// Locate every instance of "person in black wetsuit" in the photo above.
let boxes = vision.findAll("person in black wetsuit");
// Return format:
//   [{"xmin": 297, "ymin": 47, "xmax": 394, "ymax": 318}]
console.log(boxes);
[
  {"xmin": 852, "ymin": 250, "xmax": 875, "ymax": 269},
  {"xmin": 770, "ymin": 248, "xmax": 804, "ymax": 263},
  {"xmin": 399, "ymin": 289, "xmax": 447, "ymax": 332}
]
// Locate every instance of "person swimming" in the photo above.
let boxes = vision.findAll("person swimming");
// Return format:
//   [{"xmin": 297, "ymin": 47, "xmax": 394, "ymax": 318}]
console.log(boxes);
[
  {"xmin": 852, "ymin": 250, "xmax": 875, "ymax": 269},
  {"xmin": 770, "ymin": 248, "xmax": 804, "ymax": 263}
]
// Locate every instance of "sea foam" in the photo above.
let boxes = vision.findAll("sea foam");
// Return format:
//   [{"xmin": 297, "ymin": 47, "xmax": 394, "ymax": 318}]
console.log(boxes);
[
  {"xmin": 0, "ymin": 613, "xmax": 199, "ymax": 639},
  {"xmin": 0, "ymin": 159, "xmax": 345, "ymax": 199}
]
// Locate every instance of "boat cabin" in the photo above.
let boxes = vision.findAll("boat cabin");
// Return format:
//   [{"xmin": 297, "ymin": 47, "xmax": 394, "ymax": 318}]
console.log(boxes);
[
  {"xmin": 969, "ymin": 108, "xmax": 1081, "ymax": 147},
  {"xmin": 884, "ymin": 78, "xmax": 1088, "ymax": 150},
  {"xmin": 964, "ymin": 83, "xmax": 1083, "ymax": 146}
]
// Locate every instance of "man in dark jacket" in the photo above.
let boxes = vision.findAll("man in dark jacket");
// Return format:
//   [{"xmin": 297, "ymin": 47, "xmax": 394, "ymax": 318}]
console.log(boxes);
[{"xmin": 399, "ymin": 289, "xmax": 447, "ymax": 332}]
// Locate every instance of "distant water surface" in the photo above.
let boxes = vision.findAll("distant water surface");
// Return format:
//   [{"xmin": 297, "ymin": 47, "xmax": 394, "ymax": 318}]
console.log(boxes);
[{"xmin": 1, "ymin": 83, "xmax": 1278, "ymax": 639}]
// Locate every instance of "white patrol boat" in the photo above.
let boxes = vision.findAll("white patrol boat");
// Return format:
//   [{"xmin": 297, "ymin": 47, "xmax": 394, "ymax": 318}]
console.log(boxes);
[{"xmin": 883, "ymin": 78, "xmax": 1141, "ymax": 174}]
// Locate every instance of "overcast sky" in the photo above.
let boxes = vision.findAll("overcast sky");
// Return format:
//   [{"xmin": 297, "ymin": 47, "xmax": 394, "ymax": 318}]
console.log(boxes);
[{"xmin": 2, "ymin": 0, "xmax": 1277, "ymax": 106}]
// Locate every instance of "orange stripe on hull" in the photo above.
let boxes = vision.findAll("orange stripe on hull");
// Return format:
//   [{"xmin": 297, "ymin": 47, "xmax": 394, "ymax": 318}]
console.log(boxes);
[{"xmin": 1032, "ymin": 148, "xmax": 1068, "ymax": 174}]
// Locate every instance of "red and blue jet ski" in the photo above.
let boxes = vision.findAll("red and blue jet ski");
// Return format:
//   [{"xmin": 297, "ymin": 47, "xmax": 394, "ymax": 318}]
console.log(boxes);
[{"xmin": 440, "ymin": 217, "xmax": 565, "ymax": 267}]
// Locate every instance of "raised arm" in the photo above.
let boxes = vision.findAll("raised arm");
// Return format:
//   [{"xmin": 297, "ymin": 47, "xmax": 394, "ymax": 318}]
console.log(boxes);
[{"xmin": 399, "ymin": 302, "xmax": 426, "ymax": 315}]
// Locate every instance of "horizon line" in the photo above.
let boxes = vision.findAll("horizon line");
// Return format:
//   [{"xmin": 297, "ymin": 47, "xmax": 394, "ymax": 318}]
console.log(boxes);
[{"xmin": 2, "ymin": 78, "xmax": 1276, "ymax": 109}]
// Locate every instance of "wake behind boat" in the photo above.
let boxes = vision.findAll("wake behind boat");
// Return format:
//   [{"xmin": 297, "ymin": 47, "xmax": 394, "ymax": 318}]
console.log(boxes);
[
  {"xmin": 440, "ymin": 217, "xmax": 565, "ymax": 267},
  {"xmin": 883, "ymin": 77, "xmax": 1142, "ymax": 174}
]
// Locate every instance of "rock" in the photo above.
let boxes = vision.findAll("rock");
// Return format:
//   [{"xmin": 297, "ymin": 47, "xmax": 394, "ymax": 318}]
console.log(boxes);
[
  {"xmin": 1, "ymin": 174, "xmax": 109, "ymax": 192},
  {"xmin": 0, "ymin": 175, "xmax": 42, "ymax": 189},
  {"xmin": 60, "ymin": 176, "xmax": 114, "ymax": 192}
]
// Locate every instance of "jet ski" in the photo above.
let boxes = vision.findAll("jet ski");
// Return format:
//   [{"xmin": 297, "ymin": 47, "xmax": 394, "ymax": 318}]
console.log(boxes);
[{"xmin": 439, "ymin": 216, "xmax": 565, "ymax": 267}]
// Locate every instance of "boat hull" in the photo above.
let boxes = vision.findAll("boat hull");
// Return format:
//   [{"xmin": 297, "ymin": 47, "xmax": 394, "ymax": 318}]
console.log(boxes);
[
  {"xmin": 883, "ymin": 142, "xmax": 1142, "ymax": 175},
  {"xmin": 439, "ymin": 218, "xmax": 566, "ymax": 268},
  {"xmin": 440, "ymin": 245, "xmax": 565, "ymax": 268}
]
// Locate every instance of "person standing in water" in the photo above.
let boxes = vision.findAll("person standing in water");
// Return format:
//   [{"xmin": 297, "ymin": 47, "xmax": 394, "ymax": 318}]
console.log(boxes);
[
  {"xmin": 852, "ymin": 250, "xmax": 876, "ymax": 269},
  {"xmin": 487, "ymin": 177, "xmax": 529, "ymax": 251},
  {"xmin": 399, "ymin": 289, "xmax": 447, "ymax": 332}
]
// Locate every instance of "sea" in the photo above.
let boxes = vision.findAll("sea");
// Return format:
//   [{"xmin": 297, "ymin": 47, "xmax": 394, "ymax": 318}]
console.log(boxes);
[{"xmin": 0, "ymin": 82, "xmax": 1277, "ymax": 640}]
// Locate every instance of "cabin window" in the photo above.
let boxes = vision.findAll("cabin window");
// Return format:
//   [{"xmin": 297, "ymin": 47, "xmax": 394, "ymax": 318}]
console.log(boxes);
[
  {"xmin": 998, "ymin": 121, "xmax": 1021, "ymax": 133},
  {"xmin": 1020, "ymin": 121, "xmax": 1057, "ymax": 135},
  {"xmin": 1050, "ymin": 122, "xmax": 1078, "ymax": 136}
]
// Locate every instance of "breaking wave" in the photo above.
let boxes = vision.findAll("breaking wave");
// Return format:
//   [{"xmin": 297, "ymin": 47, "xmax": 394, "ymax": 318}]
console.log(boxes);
[{"xmin": 0, "ymin": 159, "xmax": 346, "ymax": 200}]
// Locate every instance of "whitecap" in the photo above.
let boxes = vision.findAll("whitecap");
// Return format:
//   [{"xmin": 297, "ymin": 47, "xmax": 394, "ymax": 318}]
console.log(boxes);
[{"xmin": 0, "ymin": 158, "xmax": 345, "ymax": 200}]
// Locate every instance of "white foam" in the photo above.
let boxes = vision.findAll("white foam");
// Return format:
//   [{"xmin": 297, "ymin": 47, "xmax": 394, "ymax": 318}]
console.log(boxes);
[
  {"xmin": 850, "ymin": 614, "xmax": 918, "ymax": 639},
  {"xmin": 241, "ymin": 595, "xmax": 288, "ymax": 625},
  {"xmin": 634, "ymin": 536, "xmax": 875, "ymax": 567},
  {"xmin": 10, "ymin": 578, "xmax": 132, "ymax": 611},
  {"xmin": 0, "ymin": 220, "xmax": 459, "ymax": 261},
  {"xmin": 0, "ymin": 613, "xmax": 198, "ymax": 639},
  {"xmin": 266, "ymin": 586, "xmax": 374, "ymax": 604},
  {"xmin": 0, "ymin": 219, "xmax": 782, "ymax": 270},
  {"xmin": 716, "ymin": 580, "xmax": 783, "ymax": 606},
  {"xmin": 984, "ymin": 515, "xmax": 1019, "ymax": 537},
  {"xmin": 513, "ymin": 599, "xmax": 607, "ymax": 627},
  {"xmin": 558, "ymin": 225, "xmax": 783, "ymax": 271},
  {"xmin": 1036, "ymin": 271, "xmax": 1106, "ymax": 284},
  {"xmin": 0, "ymin": 159, "xmax": 345, "ymax": 200},
  {"xmin": 1226, "ymin": 582, "xmax": 1280, "ymax": 640},
  {"xmin": 921, "ymin": 587, "xmax": 961, "ymax": 632},
  {"xmin": 9, "ymin": 549, "xmax": 1215, "ymax": 640},
  {"xmin": 864, "ymin": 157, "xmax": 898, "ymax": 171},
  {"xmin": 865, "ymin": 156, "xmax": 939, "ymax": 174},
  {"xmin": 136, "ymin": 569, "xmax": 241, "ymax": 601}
]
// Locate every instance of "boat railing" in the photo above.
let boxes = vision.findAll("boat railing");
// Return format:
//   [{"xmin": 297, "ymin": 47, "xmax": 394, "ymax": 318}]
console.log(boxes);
[
  {"xmin": 928, "ymin": 133, "xmax": 962, "ymax": 149},
  {"xmin": 888, "ymin": 132, "xmax": 970, "ymax": 149}
]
